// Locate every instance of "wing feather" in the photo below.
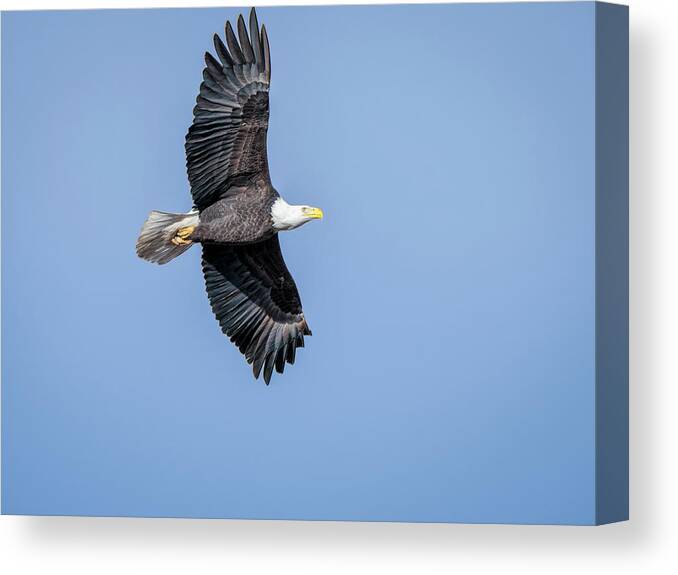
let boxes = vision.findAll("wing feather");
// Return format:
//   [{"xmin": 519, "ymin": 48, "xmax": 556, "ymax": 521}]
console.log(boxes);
[
  {"xmin": 201, "ymin": 235, "xmax": 311, "ymax": 385},
  {"xmin": 249, "ymin": 8, "xmax": 263, "ymax": 66},
  {"xmin": 261, "ymin": 25, "xmax": 271, "ymax": 82},
  {"xmin": 213, "ymin": 33, "xmax": 233, "ymax": 67},
  {"xmin": 237, "ymin": 14, "xmax": 255, "ymax": 64},
  {"xmin": 186, "ymin": 8, "xmax": 271, "ymax": 210},
  {"xmin": 225, "ymin": 21, "xmax": 245, "ymax": 64}
]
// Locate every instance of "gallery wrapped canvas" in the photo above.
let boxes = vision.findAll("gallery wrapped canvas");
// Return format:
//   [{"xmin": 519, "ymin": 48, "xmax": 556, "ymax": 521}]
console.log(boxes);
[{"xmin": 1, "ymin": 2, "xmax": 628, "ymax": 525}]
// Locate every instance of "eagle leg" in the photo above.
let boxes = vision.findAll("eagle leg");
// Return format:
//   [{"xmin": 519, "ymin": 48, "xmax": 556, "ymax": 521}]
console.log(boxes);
[{"xmin": 171, "ymin": 226, "xmax": 196, "ymax": 246}]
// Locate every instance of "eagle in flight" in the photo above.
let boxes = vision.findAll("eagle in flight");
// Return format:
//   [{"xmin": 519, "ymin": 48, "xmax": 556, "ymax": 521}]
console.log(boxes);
[{"xmin": 136, "ymin": 8, "xmax": 323, "ymax": 385}]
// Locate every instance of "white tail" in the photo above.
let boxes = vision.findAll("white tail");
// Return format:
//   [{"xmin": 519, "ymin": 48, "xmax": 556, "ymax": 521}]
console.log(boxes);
[{"xmin": 136, "ymin": 210, "xmax": 199, "ymax": 265}]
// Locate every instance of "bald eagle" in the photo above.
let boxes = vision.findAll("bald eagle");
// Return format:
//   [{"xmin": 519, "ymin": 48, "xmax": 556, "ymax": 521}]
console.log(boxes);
[{"xmin": 136, "ymin": 8, "xmax": 323, "ymax": 385}]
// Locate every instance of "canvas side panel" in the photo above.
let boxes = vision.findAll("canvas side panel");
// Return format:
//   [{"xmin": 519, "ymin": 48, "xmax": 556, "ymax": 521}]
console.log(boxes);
[{"xmin": 595, "ymin": 1, "xmax": 629, "ymax": 525}]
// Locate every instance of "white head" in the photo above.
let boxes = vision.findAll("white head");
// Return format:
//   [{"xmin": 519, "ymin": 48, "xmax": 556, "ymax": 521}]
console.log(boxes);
[{"xmin": 271, "ymin": 197, "xmax": 324, "ymax": 231}]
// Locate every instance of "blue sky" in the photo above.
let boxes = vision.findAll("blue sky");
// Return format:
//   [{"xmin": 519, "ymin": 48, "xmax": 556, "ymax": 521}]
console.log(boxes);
[{"xmin": 2, "ymin": 3, "xmax": 596, "ymax": 523}]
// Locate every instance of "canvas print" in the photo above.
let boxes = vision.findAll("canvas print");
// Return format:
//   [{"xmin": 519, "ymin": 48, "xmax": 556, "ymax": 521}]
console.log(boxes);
[{"xmin": 1, "ymin": 2, "xmax": 628, "ymax": 525}]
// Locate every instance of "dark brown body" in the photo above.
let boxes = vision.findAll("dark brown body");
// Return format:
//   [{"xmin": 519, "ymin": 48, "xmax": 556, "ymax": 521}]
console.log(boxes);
[{"xmin": 190, "ymin": 180, "xmax": 279, "ymax": 245}]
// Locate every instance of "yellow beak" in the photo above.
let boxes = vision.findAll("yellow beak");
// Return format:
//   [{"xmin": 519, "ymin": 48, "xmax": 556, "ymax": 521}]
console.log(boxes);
[{"xmin": 306, "ymin": 207, "xmax": 324, "ymax": 220}]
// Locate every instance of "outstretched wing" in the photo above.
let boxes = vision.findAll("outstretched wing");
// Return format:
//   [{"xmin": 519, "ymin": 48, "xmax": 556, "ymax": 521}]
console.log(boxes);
[
  {"xmin": 186, "ymin": 8, "xmax": 272, "ymax": 211},
  {"xmin": 201, "ymin": 235, "xmax": 312, "ymax": 385}
]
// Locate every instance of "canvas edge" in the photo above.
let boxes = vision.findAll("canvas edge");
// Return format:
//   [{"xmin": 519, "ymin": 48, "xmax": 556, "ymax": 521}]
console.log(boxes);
[{"xmin": 594, "ymin": 1, "xmax": 630, "ymax": 526}]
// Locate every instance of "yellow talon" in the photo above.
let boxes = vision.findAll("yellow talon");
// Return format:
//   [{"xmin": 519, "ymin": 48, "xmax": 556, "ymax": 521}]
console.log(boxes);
[{"xmin": 171, "ymin": 226, "xmax": 195, "ymax": 246}]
